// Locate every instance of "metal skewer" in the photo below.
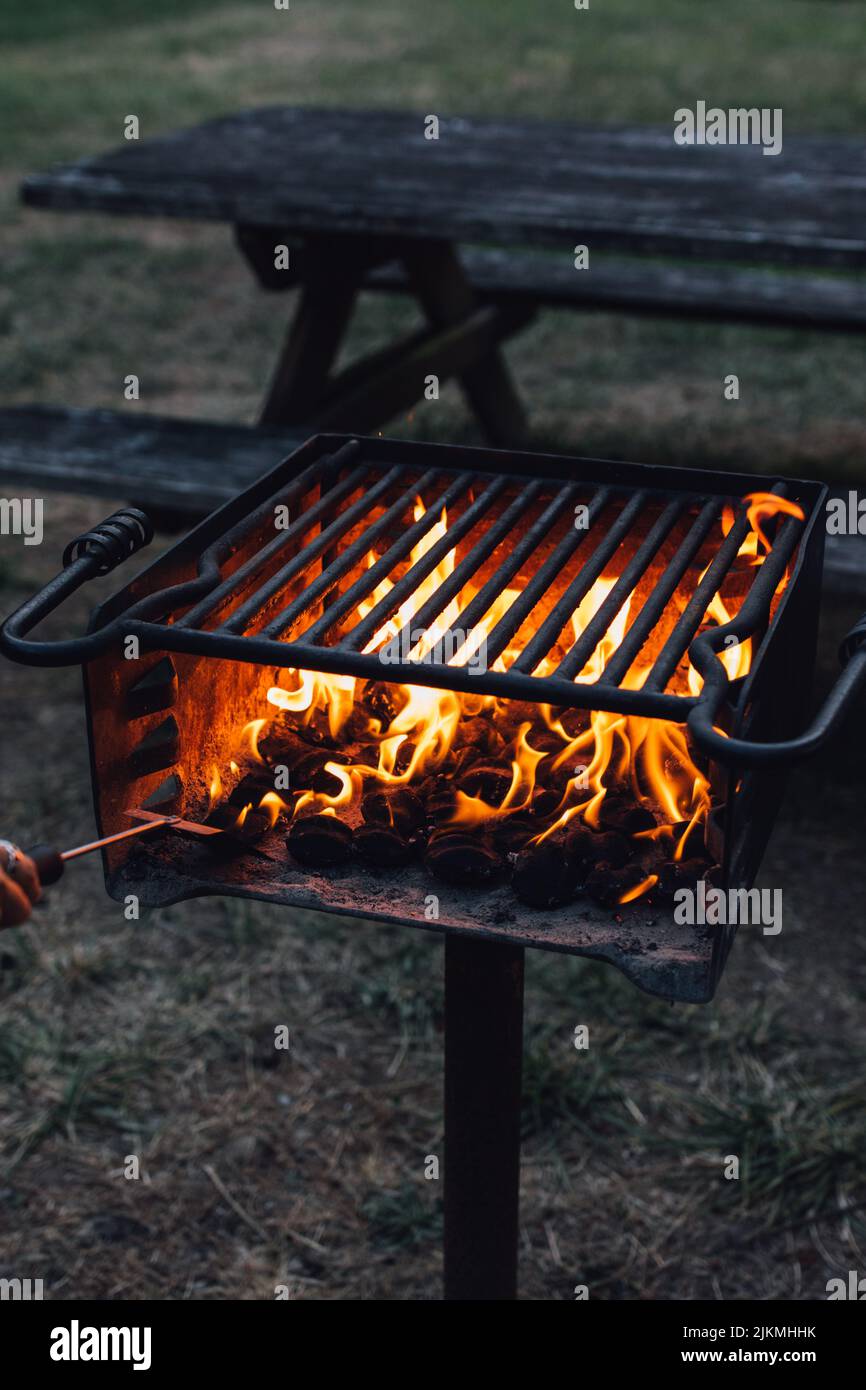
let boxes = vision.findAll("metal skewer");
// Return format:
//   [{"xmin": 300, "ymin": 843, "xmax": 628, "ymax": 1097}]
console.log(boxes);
[
  {"xmin": 25, "ymin": 811, "xmax": 223, "ymax": 886},
  {"xmin": 60, "ymin": 815, "xmax": 182, "ymax": 861}
]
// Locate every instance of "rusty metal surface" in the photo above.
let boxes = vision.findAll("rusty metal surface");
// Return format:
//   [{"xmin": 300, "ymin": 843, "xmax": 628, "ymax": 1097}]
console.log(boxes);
[{"xmin": 108, "ymin": 832, "xmax": 720, "ymax": 1003}]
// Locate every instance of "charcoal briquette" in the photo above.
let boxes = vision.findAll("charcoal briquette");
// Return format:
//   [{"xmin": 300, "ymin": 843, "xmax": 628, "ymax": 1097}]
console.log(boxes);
[
  {"xmin": 490, "ymin": 815, "xmax": 536, "ymax": 855},
  {"xmin": 422, "ymin": 777, "xmax": 458, "ymax": 825},
  {"xmin": 561, "ymin": 822, "xmax": 601, "ymax": 878},
  {"xmin": 286, "ymin": 814, "xmax": 353, "ymax": 868},
  {"xmin": 585, "ymin": 861, "xmax": 654, "ymax": 909},
  {"xmin": 598, "ymin": 794, "xmax": 657, "ymax": 835},
  {"xmin": 530, "ymin": 786, "xmax": 565, "ymax": 818},
  {"xmin": 455, "ymin": 717, "xmax": 505, "ymax": 759},
  {"xmin": 361, "ymin": 785, "xmax": 426, "ymax": 837},
  {"xmin": 311, "ymin": 763, "xmax": 348, "ymax": 797},
  {"xmin": 590, "ymin": 830, "xmax": 632, "ymax": 869},
  {"xmin": 229, "ymin": 772, "xmax": 277, "ymax": 807},
  {"xmin": 458, "ymin": 760, "xmax": 514, "ymax": 803},
  {"xmin": 425, "ymin": 831, "xmax": 503, "ymax": 886},
  {"xmin": 354, "ymin": 824, "xmax": 414, "ymax": 868},
  {"xmin": 657, "ymin": 857, "xmax": 715, "ymax": 899},
  {"xmin": 512, "ymin": 837, "xmax": 581, "ymax": 908},
  {"xmin": 235, "ymin": 811, "xmax": 270, "ymax": 843}
]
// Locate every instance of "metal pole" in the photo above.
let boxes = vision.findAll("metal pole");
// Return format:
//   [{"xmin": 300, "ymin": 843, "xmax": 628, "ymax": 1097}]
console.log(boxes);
[{"xmin": 443, "ymin": 934, "xmax": 525, "ymax": 1301}]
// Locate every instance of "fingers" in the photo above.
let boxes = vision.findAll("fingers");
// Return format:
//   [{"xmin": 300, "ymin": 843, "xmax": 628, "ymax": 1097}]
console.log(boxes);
[
  {"xmin": 0, "ymin": 847, "xmax": 41, "ymax": 930},
  {"xmin": 10, "ymin": 851, "xmax": 41, "ymax": 907},
  {"xmin": 0, "ymin": 870, "xmax": 33, "ymax": 929}
]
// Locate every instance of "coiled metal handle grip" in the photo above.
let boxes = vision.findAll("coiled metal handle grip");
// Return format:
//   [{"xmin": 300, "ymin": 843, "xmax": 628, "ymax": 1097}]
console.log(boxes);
[
  {"xmin": 0, "ymin": 509, "xmax": 154, "ymax": 667},
  {"xmin": 61, "ymin": 508, "xmax": 153, "ymax": 575}
]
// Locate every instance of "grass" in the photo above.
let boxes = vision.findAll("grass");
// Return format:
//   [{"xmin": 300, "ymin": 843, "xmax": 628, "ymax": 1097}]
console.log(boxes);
[
  {"xmin": 0, "ymin": 0, "xmax": 232, "ymax": 46},
  {"xmin": 361, "ymin": 1184, "xmax": 443, "ymax": 1252},
  {"xmin": 654, "ymin": 1066, "xmax": 865, "ymax": 1222},
  {"xmin": 0, "ymin": 3, "xmax": 865, "ymax": 1300},
  {"xmin": 3, "ymin": 1, "xmax": 866, "ymax": 477}
]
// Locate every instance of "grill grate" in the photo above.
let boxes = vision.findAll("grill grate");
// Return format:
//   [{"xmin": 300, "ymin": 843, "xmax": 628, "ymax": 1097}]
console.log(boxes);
[
  {"xmin": 118, "ymin": 436, "xmax": 812, "ymax": 721},
  {"xmin": 6, "ymin": 434, "xmax": 822, "ymax": 727}
]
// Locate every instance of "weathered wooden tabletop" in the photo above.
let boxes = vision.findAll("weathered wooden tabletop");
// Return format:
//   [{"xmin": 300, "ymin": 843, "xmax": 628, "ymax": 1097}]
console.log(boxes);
[{"xmin": 21, "ymin": 106, "xmax": 866, "ymax": 268}]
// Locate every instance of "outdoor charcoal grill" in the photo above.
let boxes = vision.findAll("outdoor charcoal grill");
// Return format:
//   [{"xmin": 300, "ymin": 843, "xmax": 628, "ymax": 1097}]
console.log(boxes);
[{"xmin": 3, "ymin": 432, "xmax": 866, "ymax": 1300}]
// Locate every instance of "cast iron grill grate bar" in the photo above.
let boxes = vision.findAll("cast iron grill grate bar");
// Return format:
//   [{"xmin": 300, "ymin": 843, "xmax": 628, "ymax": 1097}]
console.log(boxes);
[
  {"xmin": 196, "ymin": 439, "xmax": 361, "ymax": 577},
  {"xmin": 643, "ymin": 482, "xmax": 790, "ymax": 693},
  {"xmin": 219, "ymin": 464, "xmax": 405, "ymax": 635},
  {"xmin": 643, "ymin": 507, "xmax": 753, "ymax": 693},
  {"xmin": 555, "ymin": 495, "xmax": 687, "ymax": 682},
  {"xmin": 338, "ymin": 475, "xmax": 511, "ymax": 653},
  {"xmin": 481, "ymin": 487, "xmax": 614, "ymax": 670},
  {"xmin": 290, "ymin": 470, "xmax": 474, "ymax": 646},
  {"xmin": 427, "ymin": 483, "xmax": 582, "ymax": 668},
  {"xmin": 601, "ymin": 496, "xmax": 721, "ymax": 687},
  {"xmin": 378, "ymin": 479, "xmax": 546, "ymax": 661},
  {"xmin": 179, "ymin": 449, "xmax": 366, "ymax": 630},
  {"xmin": 260, "ymin": 467, "xmax": 451, "ymax": 640},
  {"xmin": 555, "ymin": 496, "xmax": 688, "ymax": 681},
  {"xmin": 512, "ymin": 490, "xmax": 650, "ymax": 675}
]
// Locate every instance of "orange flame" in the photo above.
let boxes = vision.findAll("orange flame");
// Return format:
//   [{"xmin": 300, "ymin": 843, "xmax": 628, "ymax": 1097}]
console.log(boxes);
[
  {"xmin": 619, "ymin": 873, "xmax": 659, "ymax": 905},
  {"xmin": 687, "ymin": 492, "xmax": 803, "ymax": 694},
  {"xmin": 293, "ymin": 762, "xmax": 361, "ymax": 818},
  {"xmin": 208, "ymin": 764, "xmax": 222, "ymax": 812},
  {"xmin": 450, "ymin": 723, "xmax": 548, "ymax": 826},
  {"xmin": 240, "ymin": 719, "xmax": 267, "ymax": 763},
  {"xmin": 743, "ymin": 492, "xmax": 805, "ymax": 556},
  {"xmin": 258, "ymin": 791, "xmax": 291, "ymax": 829}
]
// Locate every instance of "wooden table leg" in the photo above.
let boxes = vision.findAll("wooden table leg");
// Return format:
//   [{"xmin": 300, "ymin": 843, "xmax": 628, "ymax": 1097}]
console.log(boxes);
[
  {"xmin": 256, "ymin": 243, "xmax": 363, "ymax": 427},
  {"xmin": 236, "ymin": 227, "xmax": 532, "ymax": 443},
  {"xmin": 403, "ymin": 239, "xmax": 531, "ymax": 448}
]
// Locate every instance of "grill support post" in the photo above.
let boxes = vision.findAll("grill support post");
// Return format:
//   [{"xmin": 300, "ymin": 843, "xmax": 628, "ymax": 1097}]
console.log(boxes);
[{"xmin": 443, "ymin": 935, "xmax": 525, "ymax": 1300}]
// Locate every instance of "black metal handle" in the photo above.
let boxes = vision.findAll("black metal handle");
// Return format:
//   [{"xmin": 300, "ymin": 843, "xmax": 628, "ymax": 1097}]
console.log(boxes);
[
  {"xmin": 687, "ymin": 610, "xmax": 866, "ymax": 767},
  {"xmin": 27, "ymin": 844, "xmax": 64, "ymax": 887},
  {"xmin": 0, "ymin": 509, "xmax": 153, "ymax": 667}
]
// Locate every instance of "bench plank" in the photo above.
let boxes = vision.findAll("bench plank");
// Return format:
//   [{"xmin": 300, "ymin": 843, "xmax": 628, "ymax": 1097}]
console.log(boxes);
[
  {"xmin": 21, "ymin": 108, "xmax": 866, "ymax": 269},
  {"xmin": 1, "ymin": 405, "xmax": 864, "ymax": 597},
  {"xmin": 368, "ymin": 249, "xmax": 866, "ymax": 333},
  {"xmin": 0, "ymin": 406, "xmax": 304, "ymax": 512}
]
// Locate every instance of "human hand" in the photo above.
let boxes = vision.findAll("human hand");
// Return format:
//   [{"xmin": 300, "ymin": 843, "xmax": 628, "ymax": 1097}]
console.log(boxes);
[{"xmin": 0, "ymin": 842, "xmax": 41, "ymax": 929}]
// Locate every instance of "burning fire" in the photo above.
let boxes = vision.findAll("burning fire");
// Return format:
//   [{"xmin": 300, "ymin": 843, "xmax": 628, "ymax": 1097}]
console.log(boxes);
[{"xmin": 204, "ymin": 489, "xmax": 803, "ymax": 906}]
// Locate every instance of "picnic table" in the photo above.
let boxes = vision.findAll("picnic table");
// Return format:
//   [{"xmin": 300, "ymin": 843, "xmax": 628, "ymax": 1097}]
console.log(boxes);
[{"xmin": 5, "ymin": 107, "xmax": 866, "ymax": 517}]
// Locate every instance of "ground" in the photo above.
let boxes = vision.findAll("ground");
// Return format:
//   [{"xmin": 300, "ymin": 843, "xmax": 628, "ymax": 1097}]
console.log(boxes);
[{"xmin": 1, "ymin": 1, "xmax": 865, "ymax": 1300}]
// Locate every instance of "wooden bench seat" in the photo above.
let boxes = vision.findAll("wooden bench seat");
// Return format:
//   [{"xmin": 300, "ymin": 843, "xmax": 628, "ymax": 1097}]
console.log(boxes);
[
  {"xmin": 0, "ymin": 406, "xmax": 304, "ymax": 515},
  {"xmin": 366, "ymin": 248, "xmax": 866, "ymax": 334},
  {"xmin": 1, "ymin": 402, "xmax": 864, "ymax": 598}
]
